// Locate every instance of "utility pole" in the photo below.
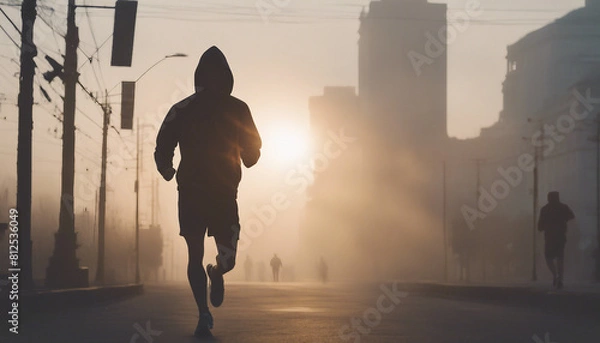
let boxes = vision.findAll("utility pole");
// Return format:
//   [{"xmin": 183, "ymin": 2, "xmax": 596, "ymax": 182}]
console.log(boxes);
[
  {"xmin": 152, "ymin": 178, "xmax": 156, "ymax": 225},
  {"xmin": 532, "ymin": 124, "xmax": 543, "ymax": 282},
  {"xmin": 95, "ymin": 91, "xmax": 111, "ymax": 284},
  {"xmin": 17, "ymin": 0, "xmax": 37, "ymax": 290},
  {"xmin": 595, "ymin": 112, "xmax": 600, "ymax": 282},
  {"xmin": 475, "ymin": 158, "xmax": 486, "ymax": 282},
  {"xmin": 135, "ymin": 118, "xmax": 141, "ymax": 284},
  {"xmin": 93, "ymin": 189, "xmax": 98, "ymax": 244},
  {"xmin": 46, "ymin": 0, "xmax": 88, "ymax": 288},
  {"xmin": 76, "ymin": 81, "xmax": 114, "ymax": 286},
  {"xmin": 442, "ymin": 161, "xmax": 448, "ymax": 282}
]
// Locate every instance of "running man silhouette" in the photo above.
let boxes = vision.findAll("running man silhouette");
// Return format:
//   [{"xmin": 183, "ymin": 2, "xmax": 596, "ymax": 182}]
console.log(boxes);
[
  {"xmin": 270, "ymin": 254, "xmax": 283, "ymax": 282},
  {"xmin": 155, "ymin": 46, "xmax": 262, "ymax": 338},
  {"xmin": 538, "ymin": 191, "xmax": 575, "ymax": 290}
]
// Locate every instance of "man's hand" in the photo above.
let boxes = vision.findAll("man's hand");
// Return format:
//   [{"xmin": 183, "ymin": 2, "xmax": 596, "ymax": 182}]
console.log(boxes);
[{"xmin": 160, "ymin": 167, "xmax": 176, "ymax": 181}]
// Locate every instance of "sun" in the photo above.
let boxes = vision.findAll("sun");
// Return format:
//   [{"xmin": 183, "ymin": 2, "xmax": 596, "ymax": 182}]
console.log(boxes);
[{"xmin": 261, "ymin": 125, "xmax": 309, "ymax": 164}]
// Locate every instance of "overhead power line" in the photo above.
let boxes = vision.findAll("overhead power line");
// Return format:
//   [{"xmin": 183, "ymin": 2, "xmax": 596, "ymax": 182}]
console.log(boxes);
[
  {"xmin": 0, "ymin": 22, "xmax": 19, "ymax": 48},
  {"xmin": 81, "ymin": 2, "xmax": 578, "ymax": 26},
  {"xmin": 0, "ymin": 7, "xmax": 20, "ymax": 34}
]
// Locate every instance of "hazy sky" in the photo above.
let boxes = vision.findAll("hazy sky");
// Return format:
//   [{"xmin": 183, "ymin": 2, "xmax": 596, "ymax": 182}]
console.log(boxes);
[
  {"xmin": 0, "ymin": 0, "xmax": 589, "ymax": 266},
  {"xmin": 1, "ymin": 0, "xmax": 587, "ymax": 148}
]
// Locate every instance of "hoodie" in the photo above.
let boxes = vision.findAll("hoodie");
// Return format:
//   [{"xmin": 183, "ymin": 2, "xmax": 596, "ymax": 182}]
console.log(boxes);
[{"xmin": 154, "ymin": 46, "xmax": 262, "ymax": 198}]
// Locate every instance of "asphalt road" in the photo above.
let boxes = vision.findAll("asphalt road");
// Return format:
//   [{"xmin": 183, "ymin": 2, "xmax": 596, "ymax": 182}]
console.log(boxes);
[{"xmin": 2, "ymin": 281, "xmax": 599, "ymax": 343}]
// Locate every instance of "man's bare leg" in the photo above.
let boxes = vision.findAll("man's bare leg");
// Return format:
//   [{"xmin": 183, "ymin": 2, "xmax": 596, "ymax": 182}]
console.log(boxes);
[
  {"xmin": 557, "ymin": 255, "xmax": 565, "ymax": 289},
  {"xmin": 207, "ymin": 227, "xmax": 239, "ymax": 307},
  {"xmin": 184, "ymin": 235, "xmax": 213, "ymax": 336},
  {"xmin": 545, "ymin": 256, "xmax": 557, "ymax": 287}
]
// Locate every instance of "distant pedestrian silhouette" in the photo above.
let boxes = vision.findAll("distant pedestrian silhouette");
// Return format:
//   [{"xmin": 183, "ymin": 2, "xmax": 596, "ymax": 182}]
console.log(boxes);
[
  {"xmin": 270, "ymin": 254, "xmax": 282, "ymax": 282},
  {"xmin": 538, "ymin": 191, "xmax": 575, "ymax": 290},
  {"xmin": 244, "ymin": 255, "xmax": 254, "ymax": 282},
  {"xmin": 318, "ymin": 257, "xmax": 328, "ymax": 284},
  {"xmin": 154, "ymin": 46, "xmax": 262, "ymax": 338}
]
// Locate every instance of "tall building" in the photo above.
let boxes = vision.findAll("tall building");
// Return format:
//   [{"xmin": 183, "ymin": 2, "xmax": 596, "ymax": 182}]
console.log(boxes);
[
  {"xmin": 300, "ymin": 87, "xmax": 364, "ymax": 280},
  {"xmin": 359, "ymin": 0, "xmax": 447, "ymax": 150},
  {"xmin": 355, "ymin": 0, "xmax": 448, "ymax": 279}
]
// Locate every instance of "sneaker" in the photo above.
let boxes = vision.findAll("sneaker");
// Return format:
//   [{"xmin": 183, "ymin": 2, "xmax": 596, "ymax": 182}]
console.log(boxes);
[
  {"xmin": 194, "ymin": 312, "xmax": 214, "ymax": 338},
  {"xmin": 556, "ymin": 279, "xmax": 564, "ymax": 290},
  {"xmin": 207, "ymin": 264, "xmax": 225, "ymax": 307}
]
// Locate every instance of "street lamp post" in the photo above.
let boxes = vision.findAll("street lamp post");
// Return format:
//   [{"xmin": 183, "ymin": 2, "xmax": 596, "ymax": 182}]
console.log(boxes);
[{"xmin": 129, "ymin": 53, "xmax": 187, "ymax": 284}]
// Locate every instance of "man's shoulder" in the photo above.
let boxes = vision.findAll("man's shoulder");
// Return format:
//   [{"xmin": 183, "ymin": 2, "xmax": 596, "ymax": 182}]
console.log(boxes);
[
  {"xmin": 226, "ymin": 95, "xmax": 250, "ymax": 111},
  {"xmin": 170, "ymin": 93, "xmax": 250, "ymax": 116},
  {"xmin": 171, "ymin": 93, "xmax": 199, "ymax": 111},
  {"xmin": 560, "ymin": 203, "xmax": 574, "ymax": 214}
]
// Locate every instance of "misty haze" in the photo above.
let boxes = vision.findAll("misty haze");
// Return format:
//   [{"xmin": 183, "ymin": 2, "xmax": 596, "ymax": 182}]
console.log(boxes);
[{"xmin": 1, "ymin": 0, "xmax": 600, "ymax": 342}]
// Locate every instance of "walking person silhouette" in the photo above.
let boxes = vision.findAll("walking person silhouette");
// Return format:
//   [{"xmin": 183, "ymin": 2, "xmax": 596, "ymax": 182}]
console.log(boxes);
[
  {"xmin": 270, "ymin": 254, "xmax": 283, "ymax": 282},
  {"xmin": 155, "ymin": 46, "xmax": 262, "ymax": 338},
  {"xmin": 538, "ymin": 191, "xmax": 575, "ymax": 290}
]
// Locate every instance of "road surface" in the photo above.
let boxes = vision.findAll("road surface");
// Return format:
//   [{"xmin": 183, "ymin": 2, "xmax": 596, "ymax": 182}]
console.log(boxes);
[{"xmin": 2, "ymin": 281, "xmax": 599, "ymax": 343}]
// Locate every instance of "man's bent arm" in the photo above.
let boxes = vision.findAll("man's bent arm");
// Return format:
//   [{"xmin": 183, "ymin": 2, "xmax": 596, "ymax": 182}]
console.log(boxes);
[
  {"xmin": 566, "ymin": 205, "xmax": 575, "ymax": 222},
  {"xmin": 155, "ymin": 107, "xmax": 179, "ymax": 181},
  {"xmin": 239, "ymin": 103, "xmax": 262, "ymax": 168}
]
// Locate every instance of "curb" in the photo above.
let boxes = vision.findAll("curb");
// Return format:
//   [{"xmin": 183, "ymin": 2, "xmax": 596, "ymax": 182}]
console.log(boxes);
[{"xmin": 396, "ymin": 282, "xmax": 600, "ymax": 317}]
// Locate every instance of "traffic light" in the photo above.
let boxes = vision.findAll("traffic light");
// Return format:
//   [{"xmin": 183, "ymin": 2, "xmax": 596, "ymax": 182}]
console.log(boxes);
[
  {"xmin": 111, "ymin": 1, "xmax": 138, "ymax": 67},
  {"xmin": 121, "ymin": 81, "xmax": 135, "ymax": 130}
]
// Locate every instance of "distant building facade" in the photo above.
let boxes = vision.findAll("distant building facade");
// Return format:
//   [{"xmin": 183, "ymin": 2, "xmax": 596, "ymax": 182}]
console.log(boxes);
[
  {"xmin": 446, "ymin": 0, "xmax": 600, "ymax": 281},
  {"xmin": 302, "ymin": 0, "xmax": 449, "ymax": 281},
  {"xmin": 359, "ymin": 0, "xmax": 448, "ymax": 151},
  {"xmin": 300, "ymin": 87, "xmax": 364, "ymax": 280},
  {"xmin": 302, "ymin": 0, "xmax": 600, "ymax": 282},
  {"xmin": 358, "ymin": 0, "xmax": 448, "ymax": 279}
]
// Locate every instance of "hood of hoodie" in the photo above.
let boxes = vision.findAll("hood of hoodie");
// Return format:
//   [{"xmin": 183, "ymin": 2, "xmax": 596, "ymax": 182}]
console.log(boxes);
[{"xmin": 194, "ymin": 46, "xmax": 234, "ymax": 95}]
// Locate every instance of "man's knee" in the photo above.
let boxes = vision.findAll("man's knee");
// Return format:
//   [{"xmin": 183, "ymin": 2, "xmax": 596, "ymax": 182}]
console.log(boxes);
[
  {"xmin": 215, "ymin": 228, "xmax": 239, "ymax": 274},
  {"xmin": 215, "ymin": 240, "xmax": 237, "ymax": 273},
  {"xmin": 218, "ymin": 254, "xmax": 236, "ymax": 274}
]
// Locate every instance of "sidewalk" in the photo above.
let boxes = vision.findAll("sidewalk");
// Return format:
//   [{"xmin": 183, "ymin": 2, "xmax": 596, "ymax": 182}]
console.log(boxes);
[
  {"xmin": 395, "ymin": 281, "xmax": 600, "ymax": 316},
  {"xmin": 19, "ymin": 283, "xmax": 144, "ymax": 312}
]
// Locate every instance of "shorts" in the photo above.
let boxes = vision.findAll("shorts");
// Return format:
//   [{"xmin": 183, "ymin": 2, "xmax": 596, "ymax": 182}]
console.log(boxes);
[
  {"xmin": 544, "ymin": 239, "xmax": 566, "ymax": 260},
  {"xmin": 178, "ymin": 190, "xmax": 240, "ymax": 240}
]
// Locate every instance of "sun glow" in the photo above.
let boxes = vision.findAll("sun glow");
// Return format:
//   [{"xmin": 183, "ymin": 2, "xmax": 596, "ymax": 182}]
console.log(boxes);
[{"xmin": 261, "ymin": 125, "xmax": 309, "ymax": 164}]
